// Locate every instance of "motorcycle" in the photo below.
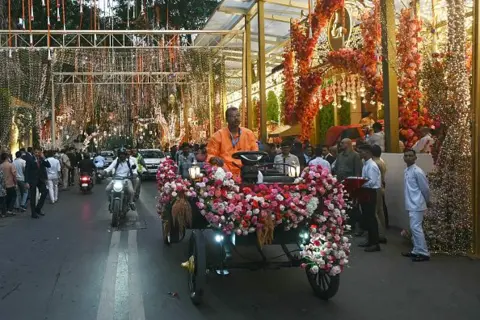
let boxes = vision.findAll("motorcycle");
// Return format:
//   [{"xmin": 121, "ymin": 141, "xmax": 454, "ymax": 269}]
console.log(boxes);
[
  {"xmin": 79, "ymin": 173, "xmax": 94, "ymax": 193},
  {"xmin": 109, "ymin": 165, "xmax": 137, "ymax": 227},
  {"xmin": 96, "ymin": 170, "xmax": 104, "ymax": 184}
]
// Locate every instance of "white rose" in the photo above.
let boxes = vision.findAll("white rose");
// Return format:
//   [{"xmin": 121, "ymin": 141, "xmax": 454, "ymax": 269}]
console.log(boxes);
[{"xmin": 310, "ymin": 265, "xmax": 319, "ymax": 274}]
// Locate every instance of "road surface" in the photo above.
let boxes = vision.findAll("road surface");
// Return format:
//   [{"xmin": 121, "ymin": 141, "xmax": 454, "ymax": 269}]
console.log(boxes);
[{"xmin": 0, "ymin": 181, "xmax": 479, "ymax": 320}]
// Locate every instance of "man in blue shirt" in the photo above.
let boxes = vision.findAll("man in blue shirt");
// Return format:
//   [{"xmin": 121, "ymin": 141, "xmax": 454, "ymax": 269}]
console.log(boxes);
[{"xmin": 94, "ymin": 153, "xmax": 106, "ymax": 169}]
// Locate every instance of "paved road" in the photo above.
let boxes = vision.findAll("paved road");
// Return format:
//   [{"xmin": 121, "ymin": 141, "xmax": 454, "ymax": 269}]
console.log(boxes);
[{"xmin": 0, "ymin": 181, "xmax": 479, "ymax": 320}]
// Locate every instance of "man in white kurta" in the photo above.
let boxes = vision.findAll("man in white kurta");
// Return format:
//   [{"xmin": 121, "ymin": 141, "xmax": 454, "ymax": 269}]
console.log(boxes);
[{"xmin": 402, "ymin": 149, "xmax": 430, "ymax": 261}]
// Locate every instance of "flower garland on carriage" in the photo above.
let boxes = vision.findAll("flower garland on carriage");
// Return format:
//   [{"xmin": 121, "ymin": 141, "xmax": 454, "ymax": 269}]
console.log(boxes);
[{"xmin": 156, "ymin": 159, "xmax": 351, "ymax": 276}]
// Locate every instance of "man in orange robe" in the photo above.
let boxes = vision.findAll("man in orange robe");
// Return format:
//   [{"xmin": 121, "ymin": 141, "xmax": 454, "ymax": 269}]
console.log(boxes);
[{"xmin": 207, "ymin": 107, "xmax": 258, "ymax": 175}]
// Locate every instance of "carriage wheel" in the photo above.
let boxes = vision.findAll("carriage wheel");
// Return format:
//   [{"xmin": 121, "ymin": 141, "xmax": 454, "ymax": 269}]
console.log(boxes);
[
  {"xmin": 305, "ymin": 268, "xmax": 340, "ymax": 300},
  {"xmin": 183, "ymin": 231, "xmax": 206, "ymax": 305}
]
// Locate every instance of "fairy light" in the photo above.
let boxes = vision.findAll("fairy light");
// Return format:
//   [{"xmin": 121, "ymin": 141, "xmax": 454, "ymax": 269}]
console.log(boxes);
[{"xmin": 424, "ymin": 0, "xmax": 473, "ymax": 254}]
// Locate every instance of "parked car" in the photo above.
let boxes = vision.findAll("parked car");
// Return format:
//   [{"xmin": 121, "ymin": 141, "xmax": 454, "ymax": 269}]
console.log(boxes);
[{"xmin": 139, "ymin": 149, "xmax": 167, "ymax": 178}]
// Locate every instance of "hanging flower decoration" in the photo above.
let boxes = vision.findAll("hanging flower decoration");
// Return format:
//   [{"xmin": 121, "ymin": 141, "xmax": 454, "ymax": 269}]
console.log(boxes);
[
  {"xmin": 286, "ymin": 0, "xmax": 345, "ymax": 140},
  {"xmin": 282, "ymin": 46, "xmax": 296, "ymax": 124},
  {"xmin": 327, "ymin": 0, "xmax": 383, "ymax": 102},
  {"xmin": 397, "ymin": 8, "xmax": 433, "ymax": 148},
  {"xmin": 157, "ymin": 162, "xmax": 351, "ymax": 276}
]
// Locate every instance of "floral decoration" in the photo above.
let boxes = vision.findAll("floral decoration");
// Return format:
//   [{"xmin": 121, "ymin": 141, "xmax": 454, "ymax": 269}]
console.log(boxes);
[
  {"xmin": 327, "ymin": 0, "xmax": 383, "ymax": 103},
  {"xmin": 156, "ymin": 159, "xmax": 196, "ymax": 213},
  {"xmin": 287, "ymin": 0, "xmax": 345, "ymax": 140},
  {"xmin": 282, "ymin": 46, "xmax": 296, "ymax": 125},
  {"xmin": 397, "ymin": 8, "xmax": 433, "ymax": 147},
  {"xmin": 157, "ymin": 161, "xmax": 351, "ymax": 276}
]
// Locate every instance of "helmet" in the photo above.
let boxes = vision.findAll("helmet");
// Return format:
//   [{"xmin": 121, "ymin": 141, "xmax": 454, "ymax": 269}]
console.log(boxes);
[{"xmin": 118, "ymin": 148, "xmax": 127, "ymax": 156}]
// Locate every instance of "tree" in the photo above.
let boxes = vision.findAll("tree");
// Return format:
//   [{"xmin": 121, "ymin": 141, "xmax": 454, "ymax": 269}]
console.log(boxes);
[
  {"xmin": 114, "ymin": 0, "xmax": 218, "ymax": 31},
  {"xmin": 267, "ymin": 90, "xmax": 280, "ymax": 123}
]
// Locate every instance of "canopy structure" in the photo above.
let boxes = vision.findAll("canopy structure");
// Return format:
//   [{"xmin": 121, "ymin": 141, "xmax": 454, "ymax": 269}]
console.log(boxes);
[
  {"xmin": 194, "ymin": 0, "xmax": 474, "ymax": 142},
  {"xmin": 195, "ymin": 0, "xmax": 307, "ymax": 77},
  {"xmin": 195, "ymin": 0, "xmax": 474, "ymax": 75}
]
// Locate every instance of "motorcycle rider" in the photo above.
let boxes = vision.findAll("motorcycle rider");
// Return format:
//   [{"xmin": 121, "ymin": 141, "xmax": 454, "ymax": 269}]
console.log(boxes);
[
  {"xmin": 94, "ymin": 153, "xmax": 106, "ymax": 169},
  {"xmin": 103, "ymin": 148, "xmax": 137, "ymax": 210},
  {"xmin": 131, "ymin": 148, "xmax": 147, "ymax": 200},
  {"xmin": 78, "ymin": 153, "xmax": 95, "ymax": 181}
]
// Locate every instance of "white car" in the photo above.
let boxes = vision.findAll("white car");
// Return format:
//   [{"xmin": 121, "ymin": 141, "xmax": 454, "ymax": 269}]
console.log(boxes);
[{"xmin": 139, "ymin": 149, "xmax": 167, "ymax": 177}]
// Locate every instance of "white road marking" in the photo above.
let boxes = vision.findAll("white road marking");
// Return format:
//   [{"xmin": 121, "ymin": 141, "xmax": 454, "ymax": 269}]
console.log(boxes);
[
  {"xmin": 128, "ymin": 230, "xmax": 146, "ymax": 320},
  {"xmin": 97, "ymin": 231, "xmax": 121, "ymax": 320}
]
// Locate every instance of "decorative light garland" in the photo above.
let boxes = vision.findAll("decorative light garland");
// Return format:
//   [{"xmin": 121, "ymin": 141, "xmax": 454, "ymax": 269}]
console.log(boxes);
[{"xmin": 423, "ymin": 0, "xmax": 473, "ymax": 254}]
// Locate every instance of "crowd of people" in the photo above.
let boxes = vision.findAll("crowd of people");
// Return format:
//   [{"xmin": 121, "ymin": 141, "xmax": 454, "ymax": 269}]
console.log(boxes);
[{"xmin": 0, "ymin": 146, "xmax": 93, "ymax": 219}]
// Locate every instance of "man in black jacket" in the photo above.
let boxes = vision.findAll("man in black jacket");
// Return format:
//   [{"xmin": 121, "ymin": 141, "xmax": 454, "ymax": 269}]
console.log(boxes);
[{"xmin": 25, "ymin": 147, "xmax": 51, "ymax": 219}]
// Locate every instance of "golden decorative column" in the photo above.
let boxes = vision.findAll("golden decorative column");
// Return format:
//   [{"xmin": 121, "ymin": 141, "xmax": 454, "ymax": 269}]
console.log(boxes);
[
  {"xmin": 380, "ymin": 0, "xmax": 400, "ymax": 153},
  {"xmin": 472, "ymin": 0, "xmax": 480, "ymax": 257},
  {"xmin": 257, "ymin": 0, "xmax": 268, "ymax": 143},
  {"xmin": 245, "ymin": 13, "xmax": 254, "ymax": 130}
]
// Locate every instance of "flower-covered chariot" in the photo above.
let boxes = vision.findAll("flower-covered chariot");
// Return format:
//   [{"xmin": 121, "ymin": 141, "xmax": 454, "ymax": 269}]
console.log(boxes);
[{"xmin": 156, "ymin": 151, "xmax": 351, "ymax": 305}]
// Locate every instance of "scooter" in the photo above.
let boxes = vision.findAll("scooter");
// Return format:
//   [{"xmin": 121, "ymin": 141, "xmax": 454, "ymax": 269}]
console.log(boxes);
[
  {"xmin": 79, "ymin": 173, "xmax": 94, "ymax": 194},
  {"xmin": 96, "ymin": 170, "xmax": 104, "ymax": 184}
]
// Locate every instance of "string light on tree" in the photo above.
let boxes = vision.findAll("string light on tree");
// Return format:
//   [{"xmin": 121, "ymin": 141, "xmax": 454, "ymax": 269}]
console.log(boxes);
[{"xmin": 423, "ymin": 0, "xmax": 473, "ymax": 254}]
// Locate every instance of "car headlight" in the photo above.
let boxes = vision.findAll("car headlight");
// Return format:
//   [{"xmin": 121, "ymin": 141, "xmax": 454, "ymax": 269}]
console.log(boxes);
[{"xmin": 113, "ymin": 181, "xmax": 124, "ymax": 192}]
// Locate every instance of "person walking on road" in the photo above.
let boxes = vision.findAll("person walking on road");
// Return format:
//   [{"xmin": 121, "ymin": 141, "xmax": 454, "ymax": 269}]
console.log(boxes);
[
  {"xmin": 13, "ymin": 151, "xmax": 28, "ymax": 211},
  {"xmin": 25, "ymin": 147, "xmax": 51, "ymax": 219},
  {"xmin": 0, "ymin": 168, "xmax": 6, "ymax": 217},
  {"xmin": 46, "ymin": 151, "xmax": 61, "ymax": 204},
  {"xmin": 402, "ymin": 149, "xmax": 431, "ymax": 262},
  {"xmin": 60, "ymin": 149, "xmax": 71, "ymax": 190},
  {"xmin": 0, "ymin": 152, "xmax": 17, "ymax": 215}
]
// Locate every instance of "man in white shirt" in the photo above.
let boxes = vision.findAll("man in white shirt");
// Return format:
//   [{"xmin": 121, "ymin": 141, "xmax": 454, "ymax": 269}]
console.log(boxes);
[
  {"xmin": 402, "ymin": 149, "xmax": 430, "ymax": 262},
  {"xmin": 46, "ymin": 151, "xmax": 61, "ymax": 203},
  {"xmin": 309, "ymin": 146, "xmax": 332, "ymax": 173},
  {"xmin": 274, "ymin": 141, "xmax": 300, "ymax": 175},
  {"xmin": 357, "ymin": 144, "xmax": 382, "ymax": 252},
  {"xmin": 13, "ymin": 151, "xmax": 28, "ymax": 211},
  {"xmin": 367, "ymin": 122, "xmax": 385, "ymax": 152},
  {"xmin": 104, "ymin": 149, "xmax": 137, "ymax": 210},
  {"xmin": 412, "ymin": 127, "xmax": 434, "ymax": 154},
  {"xmin": 59, "ymin": 150, "xmax": 71, "ymax": 190}
]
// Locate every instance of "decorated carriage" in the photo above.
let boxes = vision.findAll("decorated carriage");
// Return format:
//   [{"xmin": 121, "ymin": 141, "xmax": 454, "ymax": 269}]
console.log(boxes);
[{"xmin": 156, "ymin": 151, "xmax": 354, "ymax": 305}]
